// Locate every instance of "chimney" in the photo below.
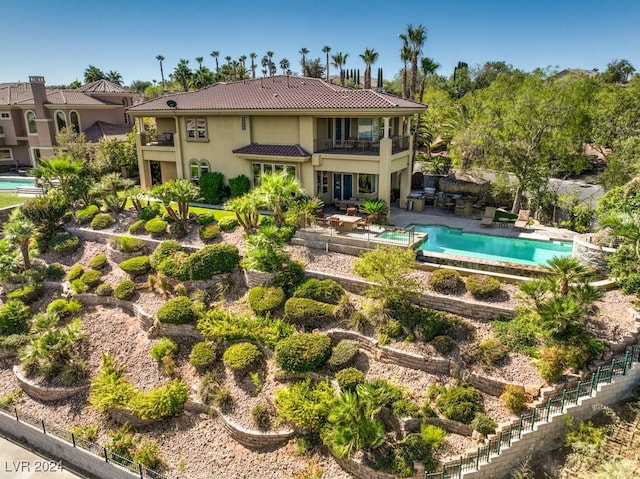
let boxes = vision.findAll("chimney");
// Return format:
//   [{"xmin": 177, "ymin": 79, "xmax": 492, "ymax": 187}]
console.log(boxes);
[{"xmin": 29, "ymin": 76, "xmax": 48, "ymax": 117}]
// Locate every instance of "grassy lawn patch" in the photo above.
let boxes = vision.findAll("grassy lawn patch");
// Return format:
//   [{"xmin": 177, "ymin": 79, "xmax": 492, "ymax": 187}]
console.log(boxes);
[{"xmin": 0, "ymin": 193, "xmax": 25, "ymax": 209}]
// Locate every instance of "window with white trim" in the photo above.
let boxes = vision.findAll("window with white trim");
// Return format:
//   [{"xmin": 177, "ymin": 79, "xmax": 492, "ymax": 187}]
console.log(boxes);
[
  {"xmin": 26, "ymin": 111, "xmax": 37, "ymax": 134},
  {"xmin": 357, "ymin": 173, "xmax": 377, "ymax": 195},
  {"xmin": 252, "ymin": 162, "xmax": 297, "ymax": 186},
  {"xmin": 69, "ymin": 111, "xmax": 80, "ymax": 133},
  {"xmin": 31, "ymin": 148, "xmax": 42, "ymax": 164},
  {"xmin": 316, "ymin": 171, "xmax": 328, "ymax": 195},
  {"xmin": 186, "ymin": 118, "xmax": 207, "ymax": 140},
  {"xmin": 190, "ymin": 159, "xmax": 210, "ymax": 182},
  {"xmin": 0, "ymin": 112, "xmax": 10, "ymax": 119},
  {"xmin": 54, "ymin": 111, "xmax": 67, "ymax": 133},
  {"xmin": 0, "ymin": 148, "xmax": 12, "ymax": 161}
]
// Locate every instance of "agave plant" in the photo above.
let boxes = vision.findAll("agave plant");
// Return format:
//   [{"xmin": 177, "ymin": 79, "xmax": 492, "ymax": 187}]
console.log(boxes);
[{"xmin": 359, "ymin": 199, "xmax": 388, "ymax": 221}]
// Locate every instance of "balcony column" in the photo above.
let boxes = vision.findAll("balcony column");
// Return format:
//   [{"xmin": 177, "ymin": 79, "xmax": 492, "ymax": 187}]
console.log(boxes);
[
  {"xmin": 135, "ymin": 118, "xmax": 151, "ymax": 189},
  {"xmin": 378, "ymin": 137, "xmax": 392, "ymax": 219},
  {"xmin": 383, "ymin": 117, "xmax": 390, "ymax": 139},
  {"xmin": 173, "ymin": 116, "xmax": 184, "ymax": 180}
]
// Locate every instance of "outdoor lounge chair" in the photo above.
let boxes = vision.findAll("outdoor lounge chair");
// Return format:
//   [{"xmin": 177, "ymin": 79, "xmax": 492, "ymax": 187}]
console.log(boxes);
[
  {"xmin": 480, "ymin": 206, "xmax": 496, "ymax": 227},
  {"xmin": 356, "ymin": 215, "xmax": 374, "ymax": 231},
  {"xmin": 513, "ymin": 209, "xmax": 531, "ymax": 230}
]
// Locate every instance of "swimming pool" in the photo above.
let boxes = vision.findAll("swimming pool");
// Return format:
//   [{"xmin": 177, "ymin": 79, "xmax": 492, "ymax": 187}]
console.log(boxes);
[
  {"xmin": 379, "ymin": 225, "xmax": 573, "ymax": 267},
  {"xmin": 0, "ymin": 177, "xmax": 36, "ymax": 190}
]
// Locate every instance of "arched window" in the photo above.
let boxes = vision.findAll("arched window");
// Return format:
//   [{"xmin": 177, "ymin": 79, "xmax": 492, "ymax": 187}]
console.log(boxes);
[
  {"xmin": 200, "ymin": 161, "xmax": 209, "ymax": 176},
  {"xmin": 190, "ymin": 159, "xmax": 210, "ymax": 183},
  {"xmin": 69, "ymin": 111, "xmax": 80, "ymax": 133},
  {"xmin": 54, "ymin": 111, "xmax": 67, "ymax": 133},
  {"xmin": 25, "ymin": 111, "xmax": 37, "ymax": 134},
  {"xmin": 190, "ymin": 160, "xmax": 199, "ymax": 180}
]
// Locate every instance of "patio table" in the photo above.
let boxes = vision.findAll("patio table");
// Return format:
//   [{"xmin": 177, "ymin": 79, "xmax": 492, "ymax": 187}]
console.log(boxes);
[{"xmin": 327, "ymin": 214, "xmax": 362, "ymax": 232}]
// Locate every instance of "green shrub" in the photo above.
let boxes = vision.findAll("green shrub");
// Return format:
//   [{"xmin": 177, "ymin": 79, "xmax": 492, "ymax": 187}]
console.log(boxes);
[
  {"xmin": 477, "ymin": 338, "xmax": 507, "ymax": 366},
  {"xmin": 274, "ymin": 379, "xmax": 335, "ymax": 431},
  {"xmin": 6, "ymin": 283, "xmax": 42, "ymax": 304},
  {"xmin": 218, "ymin": 216, "xmax": 238, "ymax": 232},
  {"xmin": 537, "ymin": 345, "xmax": 567, "ymax": 383},
  {"xmin": 119, "ymin": 256, "xmax": 151, "ymax": 276},
  {"xmin": 128, "ymin": 379, "xmax": 189, "ymax": 420},
  {"xmin": 111, "ymin": 236, "xmax": 145, "ymax": 253},
  {"xmin": 145, "ymin": 217, "xmax": 168, "ymax": 236},
  {"xmin": 0, "ymin": 300, "xmax": 32, "ymax": 335},
  {"xmin": 252, "ymin": 404, "xmax": 272, "ymax": 430},
  {"xmin": 75, "ymin": 204, "xmax": 99, "ymax": 224},
  {"xmin": 189, "ymin": 341, "xmax": 218, "ymax": 372},
  {"xmin": 169, "ymin": 220, "xmax": 189, "ymax": 239},
  {"xmin": 80, "ymin": 269, "xmax": 102, "ymax": 287},
  {"xmin": 128, "ymin": 219, "xmax": 145, "ymax": 235},
  {"xmin": 49, "ymin": 233, "xmax": 80, "ymax": 253},
  {"xmin": 188, "ymin": 244, "xmax": 240, "ymax": 280},
  {"xmin": 293, "ymin": 278, "xmax": 345, "ymax": 305},
  {"xmin": 90, "ymin": 213, "xmax": 115, "ymax": 230},
  {"xmin": 335, "ymin": 367, "xmax": 365, "ymax": 391},
  {"xmin": 492, "ymin": 312, "xmax": 543, "ymax": 357},
  {"xmin": 431, "ymin": 335, "xmax": 457, "ymax": 355},
  {"xmin": 150, "ymin": 337, "xmax": 178, "ymax": 361},
  {"xmin": 284, "ymin": 297, "xmax": 335, "ymax": 329},
  {"xmin": 269, "ymin": 260, "xmax": 306, "ymax": 296},
  {"xmin": 420, "ymin": 423, "xmax": 447, "ymax": 448},
  {"xmin": 139, "ymin": 203, "xmax": 161, "ymax": 221},
  {"xmin": 96, "ymin": 283, "xmax": 113, "ymax": 297},
  {"xmin": 429, "ymin": 269, "xmax": 464, "ymax": 294},
  {"xmin": 114, "ymin": 279, "xmax": 135, "ymax": 300},
  {"xmin": 70, "ymin": 279, "xmax": 88, "ymax": 294},
  {"xmin": 471, "ymin": 413, "xmax": 497, "ymax": 435},
  {"xmin": 150, "ymin": 240, "xmax": 184, "ymax": 269},
  {"xmin": 133, "ymin": 441, "xmax": 165, "ymax": 470},
  {"xmin": 156, "ymin": 297, "xmax": 197, "ymax": 324},
  {"xmin": 174, "ymin": 283, "xmax": 188, "ymax": 296},
  {"xmin": 275, "ymin": 333, "xmax": 331, "ymax": 372},
  {"xmin": 223, "ymin": 342, "xmax": 262, "ymax": 373},
  {"xmin": 45, "ymin": 262, "xmax": 65, "ymax": 280},
  {"xmin": 199, "ymin": 171, "xmax": 227, "ymax": 204},
  {"xmin": 327, "ymin": 339, "xmax": 359, "ymax": 369},
  {"xmin": 389, "ymin": 434, "xmax": 438, "ymax": 477},
  {"xmin": 46, "ymin": 298, "xmax": 82, "ymax": 318},
  {"xmin": 432, "ymin": 384, "xmax": 484, "ymax": 424},
  {"xmin": 198, "ymin": 223, "xmax": 220, "ymax": 242},
  {"xmin": 248, "ymin": 286, "xmax": 285, "ymax": 314},
  {"xmin": 228, "ymin": 174, "xmax": 251, "ymax": 198},
  {"xmin": 465, "ymin": 274, "xmax": 501, "ymax": 299},
  {"xmin": 501, "ymin": 385, "xmax": 527, "ymax": 415},
  {"xmin": 378, "ymin": 318, "xmax": 404, "ymax": 339},
  {"xmin": 67, "ymin": 264, "xmax": 84, "ymax": 282},
  {"xmin": 89, "ymin": 254, "xmax": 107, "ymax": 270},
  {"xmin": 197, "ymin": 212, "xmax": 217, "ymax": 226}
]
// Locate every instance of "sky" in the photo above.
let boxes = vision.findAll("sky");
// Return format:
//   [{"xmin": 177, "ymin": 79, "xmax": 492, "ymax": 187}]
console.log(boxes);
[{"xmin": 2, "ymin": 0, "xmax": 640, "ymax": 87}]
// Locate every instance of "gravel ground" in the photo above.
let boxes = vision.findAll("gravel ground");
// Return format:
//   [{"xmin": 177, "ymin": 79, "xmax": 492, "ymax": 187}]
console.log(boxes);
[{"xmin": 1, "ymin": 214, "xmax": 638, "ymax": 479}]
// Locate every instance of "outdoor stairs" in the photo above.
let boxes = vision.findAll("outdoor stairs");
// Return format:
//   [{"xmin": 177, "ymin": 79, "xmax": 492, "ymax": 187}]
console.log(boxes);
[{"xmin": 16, "ymin": 186, "xmax": 44, "ymax": 197}]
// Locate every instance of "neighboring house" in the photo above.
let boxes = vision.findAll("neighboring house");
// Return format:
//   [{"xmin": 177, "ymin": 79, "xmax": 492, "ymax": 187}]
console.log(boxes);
[
  {"xmin": 554, "ymin": 68, "xmax": 599, "ymax": 79},
  {"xmin": 128, "ymin": 75, "xmax": 426, "ymax": 208},
  {"xmin": 0, "ymin": 76, "xmax": 137, "ymax": 167}
]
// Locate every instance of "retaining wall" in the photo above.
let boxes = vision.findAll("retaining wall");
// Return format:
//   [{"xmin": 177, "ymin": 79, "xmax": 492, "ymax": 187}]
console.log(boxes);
[{"xmin": 13, "ymin": 366, "xmax": 89, "ymax": 402}]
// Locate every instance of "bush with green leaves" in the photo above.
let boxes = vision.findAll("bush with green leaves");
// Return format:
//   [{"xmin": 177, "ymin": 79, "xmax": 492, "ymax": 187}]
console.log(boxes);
[
  {"xmin": 89, "ymin": 254, "xmax": 107, "ymax": 270},
  {"xmin": 223, "ymin": 342, "xmax": 262, "ymax": 373},
  {"xmin": 139, "ymin": 203, "xmax": 161, "ymax": 221},
  {"xmin": 150, "ymin": 337, "xmax": 178, "ymax": 361},
  {"xmin": 156, "ymin": 296, "xmax": 198, "ymax": 324},
  {"xmin": 275, "ymin": 333, "xmax": 331, "ymax": 372},
  {"xmin": 169, "ymin": 220, "xmax": 189, "ymax": 239},
  {"xmin": 476, "ymin": 338, "xmax": 507, "ymax": 366},
  {"xmin": 252, "ymin": 404, "xmax": 272, "ymax": 430},
  {"xmin": 501, "ymin": 385, "xmax": 527, "ymax": 415},
  {"xmin": 335, "ymin": 367, "xmax": 365, "ymax": 392},
  {"xmin": 389, "ymin": 433, "xmax": 439, "ymax": 477},
  {"xmin": 429, "ymin": 269, "xmax": 464, "ymax": 294},
  {"xmin": 471, "ymin": 413, "xmax": 497, "ymax": 435},
  {"xmin": 189, "ymin": 341, "xmax": 218, "ymax": 372},
  {"xmin": 275, "ymin": 379, "xmax": 335, "ymax": 431},
  {"xmin": 218, "ymin": 216, "xmax": 238, "ymax": 232},
  {"xmin": 96, "ymin": 283, "xmax": 113, "ymax": 297},
  {"xmin": 248, "ymin": 286, "xmax": 285, "ymax": 314},
  {"xmin": 199, "ymin": 171, "xmax": 227, "ymax": 204},
  {"xmin": 293, "ymin": 278, "xmax": 345, "ymax": 305},
  {"xmin": 6, "ymin": 283, "xmax": 42, "ymax": 304},
  {"xmin": 80, "ymin": 269, "xmax": 102, "ymax": 287},
  {"xmin": 269, "ymin": 260, "xmax": 306, "ymax": 297},
  {"xmin": 75, "ymin": 204, "xmax": 100, "ymax": 224},
  {"xmin": 150, "ymin": 240, "xmax": 183, "ymax": 269},
  {"xmin": 46, "ymin": 298, "xmax": 82, "ymax": 318},
  {"xmin": 67, "ymin": 264, "xmax": 84, "ymax": 282},
  {"xmin": 197, "ymin": 212, "xmax": 217, "ymax": 226},
  {"xmin": 119, "ymin": 256, "xmax": 151, "ymax": 276},
  {"xmin": 49, "ymin": 233, "xmax": 80, "ymax": 253},
  {"xmin": 133, "ymin": 441, "xmax": 165, "ymax": 470},
  {"xmin": 228, "ymin": 174, "xmax": 251, "ymax": 198},
  {"xmin": 377, "ymin": 318, "xmax": 404, "ymax": 339},
  {"xmin": 465, "ymin": 274, "xmax": 501, "ymax": 299},
  {"xmin": 284, "ymin": 297, "xmax": 335, "ymax": 329},
  {"xmin": 145, "ymin": 217, "xmax": 168, "ymax": 236},
  {"xmin": 492, "ymin": 311, "xmax": 543, "ymax": 357},
  {"xmin": 114, "ymin": 279, "xmax": 135, "ymax": 300},
  {"xmin": 111, "ymin": 235, "xmax": 145, "ymax": 253},
  {"xmin": 431, "ymin": 335, "xmax": 457, "ymax": 355},
  {"xmin": 188, "ymin": 243, "xmax": 239, "ymax": 280},
  {"xmin": 128, "ymin": 219, "xmax": 145, "ymax": 235},
  {"xmin": 70, "ymin": 279, "xmax": 88, "ymax": 294},
  {"xmin": 327, "ymin": 340, "xmax": 359, "ymax": 369},
  {"xmin": 198, "ymin": 223, "xmax": 220, "ymax": 242},
  {"xmin": 0, "ymin": 300, "xmax": 32, "ymax": 335},
  {"xmin": 420, "ymin": 423, "xmax": 447, "ymax": 448},
  {"xmin": 45, "ymin": 263, "xmax": 65, "ymax": 281},
  {"xmin": 90, "ymin": 213, "xmax": 115, "ymax": 230},
  {"xmin": 431, "ymin": 383, "xmax": 484, "ymax": 424}
]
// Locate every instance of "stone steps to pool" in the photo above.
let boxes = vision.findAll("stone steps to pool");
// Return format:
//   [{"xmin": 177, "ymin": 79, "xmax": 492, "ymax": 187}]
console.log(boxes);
[{"xmin": 16, "ymin": 186, "xmax": 44, "ymax": 197}]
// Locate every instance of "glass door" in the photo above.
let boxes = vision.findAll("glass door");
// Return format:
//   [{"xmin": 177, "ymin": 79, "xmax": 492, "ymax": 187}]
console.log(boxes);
[{"xmin": 333, "ymin": 173, "xmax": 353, "ymax": 201}]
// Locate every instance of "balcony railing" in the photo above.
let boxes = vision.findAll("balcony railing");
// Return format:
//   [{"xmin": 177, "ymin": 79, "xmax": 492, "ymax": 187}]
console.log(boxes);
[
  {"xmin": 141, "ymin": 132, "xmax": 174, "ymax": 147},
  {"xmin": 314, "ymin": 136, "xmax": 410, "ymax": 155}
]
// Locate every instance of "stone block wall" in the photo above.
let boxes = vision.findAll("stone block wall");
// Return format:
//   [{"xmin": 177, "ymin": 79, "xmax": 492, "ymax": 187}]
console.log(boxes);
[
  {"xmin": 76, "ymin": 294, "xmax": 154, "ymax": 331},
  {"xmin": 13, "ymin": 366, "xmax": 89, "ymax": 402}
]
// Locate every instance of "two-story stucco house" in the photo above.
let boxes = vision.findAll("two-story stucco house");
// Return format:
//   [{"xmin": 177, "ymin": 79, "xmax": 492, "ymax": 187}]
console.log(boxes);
[
  {"xmin": 128, "ymin": 75, "xmax": 426, "ymax": 208},
  {"xmin": 0, "ymin": 76, "xmax": 137, "ymax": 167}
]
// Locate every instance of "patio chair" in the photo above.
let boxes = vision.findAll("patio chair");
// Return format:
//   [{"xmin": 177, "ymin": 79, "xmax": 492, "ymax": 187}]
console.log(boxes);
[
  {"xmin": 454, "ymin": 198, "xmax": 466, "ymax": 216},
  {"xmin": 346, "ymin": 207, "xmax": 357, "ymax": 216},
  {"xmin": 480, "ymin": 206, "xmax": 496, "ymax": 227},
  {"xmin": 356, "ymin": 215, "xmax": 374, "ymax": 231},
  {"xmin": 329, "ymin": 217, "xmax": 344, "ymax": 232},
  {"xmin": 513, "ymin": 209, "xmax": 531, "ymax": 230}
]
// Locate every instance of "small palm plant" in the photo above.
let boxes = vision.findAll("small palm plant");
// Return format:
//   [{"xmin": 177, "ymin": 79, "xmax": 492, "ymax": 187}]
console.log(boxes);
[
  {"xmin": 3, "ymin": 209, "xmax": 35, "ymax": 271},
  {"xmin": 359, "ymin": 199, "xmax": 388, "ymax": 221}
]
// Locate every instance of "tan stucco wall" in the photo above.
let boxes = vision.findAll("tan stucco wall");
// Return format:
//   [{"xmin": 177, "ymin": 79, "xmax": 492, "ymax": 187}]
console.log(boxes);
[{"xmin": 251, "ymin": 116, "xmax": 299, "ymax": 144}]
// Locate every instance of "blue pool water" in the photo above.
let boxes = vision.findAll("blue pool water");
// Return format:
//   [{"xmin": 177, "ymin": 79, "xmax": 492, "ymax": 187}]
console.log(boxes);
[
  {"xmin": 380, "ymin": 225, "xmax": 573, "ymax": 267},
  {"xmin": 0, "ymin": 178, "xmax": 35, "ymax": 190}
]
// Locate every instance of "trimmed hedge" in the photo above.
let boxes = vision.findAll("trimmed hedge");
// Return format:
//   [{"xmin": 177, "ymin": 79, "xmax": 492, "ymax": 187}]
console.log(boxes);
[
  {"xmin": 156, "ymin": 297, "xmax": 197, "ymax": 324},
  {"xmin": 111, "ymin": 236, "xmax": 145, "ymax": 253},
  {"xmin": 218, "ymin": 216, "xmax": 238, "ymax": 232},
  {"xmin": 151, "ymin": 240, "xmax": 239, "ymax": 282},
  {"xmin": 248, "ymin": 286, "xmax": 285, "ymax": 315},
  {"xmin": 284, "ymin": 297, "xmax": 335, "ymax": 329},
  {"xmin": 67, "ymin": 264, "xmax": 84, "ymax": 282},
  {"xmin": 293, "ymin": 278, "xmax": 345, "ymax": 305},
  {"xmin": 327, "ymin": 339, "xmax": 359, "ymax": 369},
  {"xmin": 46, "ymin": 263, "xmax": 65, "ymax": 280},
  {"xmin": 198, "ymin": 224, "xmax": 220, "ymax": 242},
  {"xmin": 76, "ymin": 204, "xmax": 99, "ymax": 224},
  {"xmin": 197, "ymin": 212, "xmax": 217, "ymax": 226},
  {"xmin": 6, "ymin": 283, "xmax": 42, "ymax": 304},
  {"xmin": 89, "ymin": 254, "xmax": 108, "ymax": 270},
  {"xmin": 335, "ymin": 367, "xmax": 365, "ymax": 392},
  {"xmin": 145, "ymin": 218, "xmax": 168, "ymax": 236},
  {"xmin": 114, "ymin": 279, "xmax": 135, "ymax": 300},
  {"xmin": 275, "ymin": 333, "xmax": 331, "ymax": 373},
  {"xmin": 49, "ymin": 233, "xmax": 80, "ymax": 253},
  {"xmin": 96, "ymin": 283, "xmax": 113, "ymax": 297},
  {"xmin": 429, "ymin": 269, "xmax": 464, "ymax": 294},
  {"xmin": 91, "ymin": 213, "xmax": 115, "ymax": 230},
  {"xmin": 128, "ymin": 219, "xmax": 146, "ymax": 235},
  {"xmin": 465, "ymin": 274, "xmax": 501, "ymax": 299},
  {"xmin": 189, "ymin": 341, "xmax": 218, "ymax": 372},
  {"xmin": 119, "ymin": 256, "xmax": 151, "ymax": 277},
  {"xmin": 223, "ymin": 342, "xmax": 262, "ymax": 373},
  {"xmin": 80, "ymin": 269, "xmax": 102, "ymax": 287}
]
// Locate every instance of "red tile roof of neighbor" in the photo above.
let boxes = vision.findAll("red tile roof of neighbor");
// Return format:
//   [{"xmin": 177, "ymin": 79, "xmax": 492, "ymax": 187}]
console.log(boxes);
[
  {"xmin": 75, "ymin": 79, "xmax": 132, "ymax": 94},
  {"xmin": 83, "ymin": 121, "xmax": 134, "ymax": 142},
  {"xmin": 129, "ymin": 76, "xmax": 426, "ymax": 112},
  {"xmin": 232, "ymin": 144, "xmax": 311, "ymax": 157},
  {"xmin": 0, "ymin": 79, "xmax": 132, "ymax": 106}
]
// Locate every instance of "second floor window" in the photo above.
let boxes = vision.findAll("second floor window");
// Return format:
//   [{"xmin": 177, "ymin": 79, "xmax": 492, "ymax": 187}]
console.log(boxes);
[
  {"xmin": 26, "ymin": 111, "xmax": 37, "ymax": 134},
  {"xmin": 55, "ymin": 111, "xmax": 67, "ymax": 133},
  {"xmin": 186, "ymin": 118, "xmax": 207, "ymax": 140}
]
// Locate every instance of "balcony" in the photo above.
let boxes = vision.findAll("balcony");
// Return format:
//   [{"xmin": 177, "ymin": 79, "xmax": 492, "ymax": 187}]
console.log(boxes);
[
  {"xmin": 314, "ymin": 136, "xmax": 410, "ymax": 156},
  {"xmin": 142, "ymin": 132, "xmax": 174, "ymax": 147}
]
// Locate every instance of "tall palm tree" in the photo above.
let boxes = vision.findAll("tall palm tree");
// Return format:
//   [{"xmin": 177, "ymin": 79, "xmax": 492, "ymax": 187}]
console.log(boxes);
[
  {"xmin": 3, "ymin": 209, "xmax": 35, "ymax": 271},
  {"xmin": 156, "ymin": 55, "xmax": 166, "ymax": 91},
  {"xmin": 249, "ymin": 52, "xmax": 257, "ymax": 79},
  {"xmin": 417, "ymin": 57, "xmax": 440, "ymax": 103},
  {"xmin": 359, "ymin": 48, "xmax": 379, "ymax": 89},
  {"xmin": 173, "ymin": 59, "xmax": 192, "ymax": 91},
  {"xmin": 210, "ymin": 51, "xmax": 220, "ymax": 73},
  {"xmin": 322, "ymin": 45, "xmax": 332, "ymax": 81},
  {"xmin": 239, "ymin": 55, "xmax": 247, "ymax": 69},
  {"xmin": 106, "ymin": 71, "xmax": 123, "ymax": 85},
  {"xmin": 406, "ymin": 24, "xmax": 427, "ymax": 99},
  {"xmin": 299, "ymin": 47, "xmax": 309, "ymax": 76},
  {"xmin": 331, "ymin": 52, "xmax": 349, "ymax": 87},
  {"xmin": 230, "ymin": 60, "xmax": 240, "ymax": 80},
  {"xmin": 398, "ymin": 35, "xmax": 411, "ymax": 99},
  {"xmin": 83, "ymin": 65, "xmax": 105, "ymax": 83},
  {"xmin": 280, "ymin": 58, "xmax": 290, "ymax": 75},
  {"xmin": 266, "ymin": 51, "xmax": 275, "ymax": 77},
  {"xmin": 195, "ymin": 56, "xmax": 204, "ymax": 69},
  {"xmin": 256, "ymin": 171, "xmax": 304, "ymax": 227}
]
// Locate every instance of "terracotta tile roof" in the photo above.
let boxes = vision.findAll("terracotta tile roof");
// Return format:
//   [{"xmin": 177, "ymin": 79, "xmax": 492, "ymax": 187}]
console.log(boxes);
[
  {"xmin": 76, "ymin": 79, "xmax": 132, "ymax": 94},
  {"xmin": 232, "ymin": 143, "xmax": 311, "ymax": 157},
  {"xmin": 0, "ymin": 80, "xmax": 128, "ymax": 106},
  {"xmin": 129, "ymin": 76, "xmax": 425, "ymax": 113},
  {"xmin": 83, "ymin": 121, "xmax": 134, "ymax": 142}
]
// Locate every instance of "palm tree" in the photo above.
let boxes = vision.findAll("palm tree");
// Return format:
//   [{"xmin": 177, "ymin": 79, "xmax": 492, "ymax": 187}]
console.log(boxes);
[
  {"xmin": 230, "ymin": 60, "xmax": 240, "ymax": 80},
  {"xmin": 83, "ymin": 65, "xmax": 105, "ymax": 83},
  {"xmin": 544, "ymin": 256, "xmax": 592, "ymax": 296},
  {"xmin": 359, "ymin": 48, "xmax": 379, "ymax": 89},
  {"xmin": 322, "ymin": 45, "xmax": 332, "ymax": 81},
  {"xmin": 600, "ymin": 211, "xmax": 640, "ymax": 255},
  {"xmin": 3, "ymin": 209, "xmax": 35, "ymax": 270},
  {"xmin": 224, "ymin": 190, "xmax": 261, "ymax": 234},
  {"xmin": 195, "ymin": 56, "xmax": 204, "ymax": 69},
  {"xmin": 210, "ymin": 51, "xmax": 220, "ymax": 73},
  {"xmin": 280, "ymin": 58, "xmax": 290, "ymax": 75},
  {"xmin": 173, "ymin": 59, "xmax": 192, "ymax": 91},
  {"xmin": 156, "ymin": 55, "xmax": 166, "ymax": 91},
  {"xmin": 149, "ymin": 179, "xmax": 201, "ymax": 222},
  {"xmin": 299, "ymin": 47, "xmax": 309, "ymax": 76},
  {"xmin": 266, "ymin": 51, "xmax": 275, "ymax": 77},
  {"xmin": 30, "ymin": 156, "xmax": 83, "ymax": 192},
  {"xmin": 398, "ymin": 36, "xmax": 411, "ymax": 99},
  {"xmin": 406, "ymin": 24, "xmax": 427, "ymax": 99},
  {"xmin": 331, "ymin": 52, "xmax": 349, "ymax": 87},
  {"xmin": 249, "ymin": 52, "xmax": 257, "ymax": 79},
  {"xmin": 106, "ymin": 70, "xmax": 123, "ymax": 85},
  {"xmin": 417, "ymin": 57, "xmax": 440, "ymax": 103},
  {"xmin": 256, "ymin": 171, "xmax": 304, "ymax": 227}
]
